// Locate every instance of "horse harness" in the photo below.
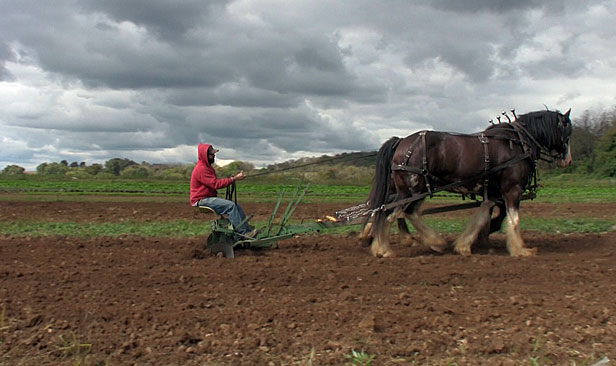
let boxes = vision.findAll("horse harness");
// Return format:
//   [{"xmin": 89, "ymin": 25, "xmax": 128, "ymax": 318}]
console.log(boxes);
[{"xmin": 388, "ymin": 125, "xmax": 537, "ymax": 212}]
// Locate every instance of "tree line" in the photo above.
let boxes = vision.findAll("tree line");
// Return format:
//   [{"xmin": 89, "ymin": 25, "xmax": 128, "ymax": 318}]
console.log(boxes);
[
  {"xmin": 2, "ymin": 107, "xmax": 616, "ymax": 183},
  {"xmin": 566, "ymin": 107, "xmax": 616, "ymax": 177}
]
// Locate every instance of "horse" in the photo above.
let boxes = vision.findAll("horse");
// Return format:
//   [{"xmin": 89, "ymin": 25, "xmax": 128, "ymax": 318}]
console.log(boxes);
[{"xmin": 364, "ymin": 108, "xmax": 572, "ymax": 257}]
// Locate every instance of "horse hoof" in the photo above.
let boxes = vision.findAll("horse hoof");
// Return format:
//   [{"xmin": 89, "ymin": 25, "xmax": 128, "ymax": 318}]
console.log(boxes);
[
  {"xmin": 371, "ymin": 246, "xmax": 396, "ymax": 258},
  {"xmin": 401, "ymin": 238, "xmax": 414, "ymax": 247},
  {"xmin": 382, "ymin": 251, "xmax": 397, "ymax": 258},
  {"xmin": 512, "ymin": 247, "xmax": 537, "ymax": 257},
  {"xmin": 431, "ymin": 244, "xmax": 448, "ymax": 254},
  {"xmin": 428, "ymin": 238, "xmax": 449, "ymax": 253},
  {"xmin": 454, "ymin": 246, "xmax": 471, "ymax": 256},
  {"xmin": 370, "ymin": 245, "xmax": 383, "ymax": 257}
]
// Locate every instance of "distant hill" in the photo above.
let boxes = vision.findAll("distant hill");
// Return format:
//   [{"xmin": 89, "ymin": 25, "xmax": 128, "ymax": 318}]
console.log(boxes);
[{"xmin": 264, "ymin": 151, "xmax": 377, "ymax": 171}]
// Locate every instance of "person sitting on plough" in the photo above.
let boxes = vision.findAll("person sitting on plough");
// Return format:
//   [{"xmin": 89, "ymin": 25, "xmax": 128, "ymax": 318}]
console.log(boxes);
[{"xmin": 190, "ymin": 143, "xmax": 258, "ymax": 238}]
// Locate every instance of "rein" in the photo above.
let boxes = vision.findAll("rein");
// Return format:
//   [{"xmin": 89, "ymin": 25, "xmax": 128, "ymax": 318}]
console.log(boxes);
[
  {"xmin": 510, "ymin": 122, "xmax": 564, "ymax": 163},
  {"xmin": 386, "ymin": 125, "xmax": 542, "ymax": 214},
  {"xmin": 381, "ymin": 152, "xmax": 532, "ymax": 213},
  {"xmin": 511, "ymin": 123, "xmax": 542, "ymax": 155},
  {"xmin": 382, "ymin": 153, "xmax": 531, "ymax": 212}
]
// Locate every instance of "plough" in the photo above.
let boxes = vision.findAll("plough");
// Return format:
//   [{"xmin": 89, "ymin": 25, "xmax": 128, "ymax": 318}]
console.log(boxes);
[{"xmin": 196, "ymin": 183, "xmax": 340, "ymax": 258}]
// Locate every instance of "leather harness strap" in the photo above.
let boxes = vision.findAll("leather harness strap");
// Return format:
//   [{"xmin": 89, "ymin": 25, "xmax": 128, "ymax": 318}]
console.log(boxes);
[
  {"xmin": 391, "ymin": 130, "xmax": 435, "ymax": 196},
  {"xmin": 389, "ymin": 129, "xmax": 535, "ymax": 205},
  {"xmin": 381, "ymin": 152, "xmax": 531, "ymax": 212},
  {"xmin": 420, "ymin": 131, "xmax": 432, "ymax": 195},
  {"xmin": 478, "ymin": 133, "xmax": 490, "ymax": 200}
]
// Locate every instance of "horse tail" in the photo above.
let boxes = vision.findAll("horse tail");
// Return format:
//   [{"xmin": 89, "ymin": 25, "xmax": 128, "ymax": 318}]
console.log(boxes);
[{"xmin": 368, "ymin": 136, "xmax": 401, "ymax": 211}]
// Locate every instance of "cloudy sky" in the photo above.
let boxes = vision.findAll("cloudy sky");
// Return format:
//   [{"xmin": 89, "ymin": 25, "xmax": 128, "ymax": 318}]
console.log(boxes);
[{"xmin": 1, "ymin": 0, "xmax": 615, "ymax": 170}]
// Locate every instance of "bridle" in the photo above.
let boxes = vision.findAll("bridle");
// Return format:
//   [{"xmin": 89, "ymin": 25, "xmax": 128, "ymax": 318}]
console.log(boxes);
[{"xmin": 512, "ymin": 113, "xmax": 571, "ymax": 163}]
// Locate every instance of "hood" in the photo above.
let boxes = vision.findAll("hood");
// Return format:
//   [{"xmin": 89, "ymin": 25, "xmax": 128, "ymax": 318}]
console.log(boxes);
[{"xmin": 198, "ymin": 143, "xmax": 212, "ymax": 168}]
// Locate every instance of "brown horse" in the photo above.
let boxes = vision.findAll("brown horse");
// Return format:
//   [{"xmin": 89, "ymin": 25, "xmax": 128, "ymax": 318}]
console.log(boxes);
[{"xmin": 364, "ymin": 109, "xmax": 572, "ymax": 257}]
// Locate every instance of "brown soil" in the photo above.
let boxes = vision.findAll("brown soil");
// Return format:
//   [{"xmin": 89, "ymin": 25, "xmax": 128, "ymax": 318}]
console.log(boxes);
[
  {"xmin": 1, "ymin": 200, "xmax": 615, "ymax": 365},
  {"xmin": 2, "ymin": 200, "xmax": 615, "ymax": 222}
]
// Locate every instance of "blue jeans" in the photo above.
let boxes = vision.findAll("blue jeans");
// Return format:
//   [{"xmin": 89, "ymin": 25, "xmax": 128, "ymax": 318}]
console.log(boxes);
[{"xmin": 195, "ymin": 197, "xmax": 252, "ymax": 234}]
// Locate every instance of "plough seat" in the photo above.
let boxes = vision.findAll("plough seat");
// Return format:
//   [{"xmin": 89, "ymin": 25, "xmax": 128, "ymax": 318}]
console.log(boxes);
[{"xmin": 195, "ymin": 206, "xmax": 218, "ymax": 215}]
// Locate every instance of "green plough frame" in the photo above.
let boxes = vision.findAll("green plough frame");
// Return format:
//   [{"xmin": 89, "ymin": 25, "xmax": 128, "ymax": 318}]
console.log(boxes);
[{"xmin": 201, "ymin": 183, "xmax": 335, "ymax": 258}]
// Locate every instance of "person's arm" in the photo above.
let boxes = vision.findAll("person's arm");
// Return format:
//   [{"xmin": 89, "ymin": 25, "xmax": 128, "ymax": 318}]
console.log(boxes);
[
  {"xmin": 233, "ymin": 171, "xmax": 246, "ymax": 181},
  {"xmin": 201, "ymin": 168, "xmax": 233, "ymax": 190}
]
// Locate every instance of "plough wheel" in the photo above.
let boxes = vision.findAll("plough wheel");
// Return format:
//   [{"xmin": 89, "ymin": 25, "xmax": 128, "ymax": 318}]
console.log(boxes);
[{"xmin": 206, "ymin": 234, "xmax": 235, "ymax": 258}]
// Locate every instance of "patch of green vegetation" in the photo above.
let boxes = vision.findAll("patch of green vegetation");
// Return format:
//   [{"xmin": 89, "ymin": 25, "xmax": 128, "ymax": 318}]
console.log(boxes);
[
  {"xmin": 1, "ymin": 220, "xmax": 209, "ymax": 238},
  {"xmin": 57, "ymin": 332, "xmax": 92, "ymax": 366},
  {"xmin": 521, "ymin": 218, "xmax": 615, "ymax": 233},
  {"xmin": 0, "ymin": 305, "xmax": 7, "ymax": 345},
  {"xmin": 0, "ymin": 193, "xmax": 186, "ymax": 203},
  {"xmin": 535, "ymin": 175, "xmax": 616, "ymax": 202},
  {"xmin": 534, "ymin": 187, "xmax": 616, "ymax": 203},
  {"xmin": 0, "ymin": 177, "xmax": 188, "ymax": 194},
  {"xmin": 1, "ymin": 217, "xmax": 612, "ymax": 238},
  {"xmin": 2, "ymin": 174, "xmax": 615, "ymax": 203},
  {"xmin": 0, "ymin": 177, "xmax": 371, "ymax": 202},
  {"xmin": 345, "ymin": 349, "xmax": 376, "ymax": 366}
]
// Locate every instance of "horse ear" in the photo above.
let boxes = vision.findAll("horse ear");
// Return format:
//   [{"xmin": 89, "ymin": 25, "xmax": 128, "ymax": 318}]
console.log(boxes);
[{"xmin": 564, "ymin": 108, "xmax": 571, "ymax": 118}]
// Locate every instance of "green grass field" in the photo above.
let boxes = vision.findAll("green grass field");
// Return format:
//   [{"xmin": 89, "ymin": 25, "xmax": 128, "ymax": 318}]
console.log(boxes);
[
  {"xmin": 1, "ymin": 174, "xmax": 614, "ymax": 238},
  {"xmin": 1, "ymin": 174, "xmax": 615, "ymax": 202},
  {"xmin": 2, "ymin": 217, "xmax": 613, "ymax": 238}
]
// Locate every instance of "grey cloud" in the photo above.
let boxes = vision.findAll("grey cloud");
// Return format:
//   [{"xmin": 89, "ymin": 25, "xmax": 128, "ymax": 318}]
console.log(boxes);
[
  {"xmin": 0, "ymin": 145, "xmax": 34, "ymax": 161},
  {"xmin": 3, "ymin": 2, "xmax": 234, "ymax": 89},
  {"xmin": 78, "ymin": 0, "xmax": 227, "ymax": 40},
  {"xmin": 8, "ymin": 111, "xmax": 160, "ymax": 134},
  {"xmin": 431, "ymin": 0, "xmax": 547, "ymax": 13},
  {"xmin": 0, "ymin": 42, "xmax": 15, "ymax": 81},
  {"xmin": 0, "ymin": 0, "xmax": 614, "ymax": 170},
  {"xmin": 3, "ymin": 1, "xmax": 367, "ymax": 96},
  {"xmin": 61, "ymin": 131, "xmax": 176, "ymax": 151},
  {"xmin": 165, "ymin": 85, "xmax": 301, "ymax": 108},
  {"xmin": 186, "ymin": 107, "xmax": 377, "ymax": 154},
  {"xmin": 236, "ymin": 34, "xmax": 361, "ymax": 97}
]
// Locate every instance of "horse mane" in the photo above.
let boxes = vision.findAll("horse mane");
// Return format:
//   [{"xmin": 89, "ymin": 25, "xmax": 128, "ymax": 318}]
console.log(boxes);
[{"xmin": 513, "ymin": 110, "xmax": 571, "ymax": 148}]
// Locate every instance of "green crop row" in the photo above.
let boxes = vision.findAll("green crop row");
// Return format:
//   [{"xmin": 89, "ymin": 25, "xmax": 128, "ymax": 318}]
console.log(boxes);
[
  {"xmin": 2, "ymin": 218, "xmax": 613, "ymax": 238},
  {"xmin": 1, "ymin": 175, "xmax": 615, "ymax": 203},
  {"xmin": 0, "ymin": 178, "xmax": 371, "ymax": 202},
  {"xmin": 0, "ymin": 178, "xmax": 187, "ymax": 194}
]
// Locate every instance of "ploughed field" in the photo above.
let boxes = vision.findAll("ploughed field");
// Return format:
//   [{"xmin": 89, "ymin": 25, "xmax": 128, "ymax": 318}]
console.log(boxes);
[{"xmin": 1, "ymin": 199, "xmax": 615, "ymax": 365}]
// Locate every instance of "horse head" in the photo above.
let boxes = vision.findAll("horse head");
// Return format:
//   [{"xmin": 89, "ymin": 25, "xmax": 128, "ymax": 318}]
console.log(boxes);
[
  {"xmin": 516, "ymin": 108, "xmax": 573, "ymax": 167},
  {"xmin": 554, "ymin": 108, "xmax": 572, "ymax": 167}
]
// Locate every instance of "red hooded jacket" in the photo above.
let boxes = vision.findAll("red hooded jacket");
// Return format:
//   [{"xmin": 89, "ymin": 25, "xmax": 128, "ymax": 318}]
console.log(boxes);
[{"xmin": 190, "ymin": 143, "xmax": 233, "ymax": 205}]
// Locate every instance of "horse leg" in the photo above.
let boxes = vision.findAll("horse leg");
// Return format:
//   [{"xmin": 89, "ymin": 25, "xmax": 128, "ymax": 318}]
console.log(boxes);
[
  {"xmin": 489, "ymin": 203, "xmax": 507, "ymax": 234},
  {"xmin": 397, "ymin": 218, "xmax": 414, "ymax": 246},
  {"xmin": 405, "ymin": 200, "xmax": 447, "ymax": 253},
  {"xmin": 358, "ymin": 221, "xmax": 373, "ymax": 247},
  {"xmin": 453, "ymin": 201, "xmax": 495, "ymax": 256},
  {"xmin": 386, "ymin": 206, "xmax": 413, "ymax": 246},
  {"xmin": 504, "ymin": 192, "xmax": 537, "ymax": 257},
  {"xmin": 370, "ymin": 213, "xmax": 395, "ymax": 257},
  {"xmin": 476, "ymin": 203, "xmax": 506, "ymax": 248}
]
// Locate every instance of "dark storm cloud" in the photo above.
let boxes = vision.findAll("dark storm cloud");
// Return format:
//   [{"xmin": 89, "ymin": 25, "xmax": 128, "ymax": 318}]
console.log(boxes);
[
  {"xmin": 79, "ymin": 0, "xmax": 227, "ymax": 40},
  {"xmin": 165, "ymin": 85, "xmax": 301, "ymax": 108},
  {"xmin": 186, "ymin": 107, "xmax": 377, "ymax": 152},
  {"xmin": 430, "ymin": 0, "xmax": 542, "ymax": 13},
  {"xmin": 3, "ymin": 0, "xmax": 363, "ymax": 95},
  {"xmin": 1, "ymin": 1, "xmax": 233, "ymax": 89},
  {"xmin": 1, "ymin": 0, "xmax": 615, "ymax": 170},
  {"xmin": 0, "ymin": 42, "xmax": 15, "ymax": 81},
  {"xmin": 228, "ymin": 32, "xmax": 361, "ymax": 98}
]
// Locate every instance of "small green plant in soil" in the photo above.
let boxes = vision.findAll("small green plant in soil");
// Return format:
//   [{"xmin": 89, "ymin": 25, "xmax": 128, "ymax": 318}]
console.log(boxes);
[
  {"xmin": 345, "ymin": 349, "xmax": 376, "ymax": 366},
  {"xmin": 57, "ymin": 332, "xmax": 92, "ymax": 365}
]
